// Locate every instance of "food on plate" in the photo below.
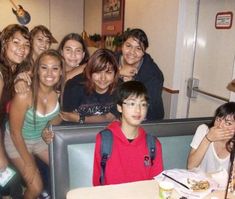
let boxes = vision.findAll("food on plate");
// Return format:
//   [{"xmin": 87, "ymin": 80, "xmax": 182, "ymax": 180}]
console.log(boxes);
[{"xmin": 187, "ymin": 178, "xmax": 210, "ymax": 191}]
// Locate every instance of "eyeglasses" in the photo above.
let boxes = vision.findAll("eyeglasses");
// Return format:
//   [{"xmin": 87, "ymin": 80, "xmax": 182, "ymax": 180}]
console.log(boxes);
[{"xmin": 122, "ymin": 101, "xmax": 149, "ymax": 109}]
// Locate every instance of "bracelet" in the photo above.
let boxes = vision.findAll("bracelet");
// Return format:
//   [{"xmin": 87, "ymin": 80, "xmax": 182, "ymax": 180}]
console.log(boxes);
[
  {"xmin": 78, "ymin": 114, "xmax": 85, "ymax": 124},
  {"xmin": 205, "ymin": 134, "xmax": 212, "ymax": 143}
]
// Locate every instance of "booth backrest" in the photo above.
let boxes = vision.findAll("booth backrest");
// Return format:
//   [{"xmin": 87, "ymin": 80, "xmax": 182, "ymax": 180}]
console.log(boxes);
[{"xmin": 49, "ymin": 117, "xmax": 212, "ymax": 199}]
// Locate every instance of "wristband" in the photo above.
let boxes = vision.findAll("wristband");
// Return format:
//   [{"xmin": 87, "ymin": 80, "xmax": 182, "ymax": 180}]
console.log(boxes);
[
  {"xmin": 205, "ymin": 134, "xmax": 212, "ymax": 143},
  {"xmin": 79, "ymin": 115, "xmax": 85, "ymax": 124}
]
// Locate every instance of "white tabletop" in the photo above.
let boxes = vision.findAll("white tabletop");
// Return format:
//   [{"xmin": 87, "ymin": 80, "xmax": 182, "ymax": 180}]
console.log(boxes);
[
  {"xmin": 67, "ymin": 179, "xmax": 235, "ymax": 199},
  {"xmin": 67, "ymin": 180, "xmax": 178, "ymax": 199}
]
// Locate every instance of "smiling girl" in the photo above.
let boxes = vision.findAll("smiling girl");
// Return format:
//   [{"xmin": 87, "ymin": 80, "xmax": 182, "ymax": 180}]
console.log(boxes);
[
  {"xmin": 30, "ymin": 25, "xmax": 57, "ymax": 66},
  {"xmin": 4, "ymin": 49, "xmax": 65, "ymax": 199},
  {"xmin": 0, "ymin": 23, "xmax": 30, "ymax": 199},
  {"xmin": 61, "ymin": 48, "xmax": 119, "ymax": 123},
  {"xmin": 115, "ymin": 28, "xmax": 164, "ymax": 121},
  {"xmin": 0, "ymin": 24, "xmax": 30, "ymax": 133},
  {"xmin": 14, "ymin": 25, "xmax": 57, "ymax": 93},
  {"xmin": 58, "ymin": 33, "xmax": 89, "ymax": 81}
]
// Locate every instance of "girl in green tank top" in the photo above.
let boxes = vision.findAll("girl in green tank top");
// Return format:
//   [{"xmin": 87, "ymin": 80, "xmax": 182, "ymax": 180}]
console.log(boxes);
[{"xmin": 6, "ymin": 49, "xmax": 65, "ymax": 199}]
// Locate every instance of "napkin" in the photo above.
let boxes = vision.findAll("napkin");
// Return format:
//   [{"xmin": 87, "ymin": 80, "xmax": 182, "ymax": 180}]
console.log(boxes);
[
  {"xmin": 0, "ymin": 167, "xmax": 16, "ymax": 187},
  {"xmin": 154, "ymin": 169, "xmax": 219, "ymax": 199}
]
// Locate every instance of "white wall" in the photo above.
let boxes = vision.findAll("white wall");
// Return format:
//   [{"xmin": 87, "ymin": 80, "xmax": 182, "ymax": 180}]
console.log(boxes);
[
  {"xmin": 0, "ymin": 0, "xmax": 84, "ymax": 47},
  {"xmin": 50, "ymin": 0, "xmax": 84, "ymax": 45},
  {"xmin": 85, "ymin": 0, "xmax": 102, "ymax": 35},
  {"xmin": 125, "ymin": 0, "xmax": 180, "ymax": 89},
  {"xmin": 176, "ymin": 0, "xmax": 235, "ymax": 118},
  {"xmin": 84, "ymin": 0, "xmax": 180, "ymax": 90}
]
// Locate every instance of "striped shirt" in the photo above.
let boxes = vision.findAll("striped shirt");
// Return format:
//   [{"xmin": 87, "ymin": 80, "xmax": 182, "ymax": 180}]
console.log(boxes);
[{"xmin": 6, "ymin": 102, "xmax": 60, "ymax": 140}]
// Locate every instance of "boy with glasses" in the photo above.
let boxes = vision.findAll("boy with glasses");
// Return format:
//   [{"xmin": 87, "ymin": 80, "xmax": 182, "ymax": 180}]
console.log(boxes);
[{"xmin": 93, "ymin": 81, "xmax": 163, "ymax": 186}]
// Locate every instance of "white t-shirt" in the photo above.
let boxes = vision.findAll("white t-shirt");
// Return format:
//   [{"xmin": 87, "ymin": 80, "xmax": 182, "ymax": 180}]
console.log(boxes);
[{"xmin": 190, "ymin": 124, "xmax": 230, "ymax": 173}]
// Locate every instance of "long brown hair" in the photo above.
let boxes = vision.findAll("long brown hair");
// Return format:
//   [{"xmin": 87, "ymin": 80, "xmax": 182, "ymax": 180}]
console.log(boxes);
[
  {"xmin": 0, "ymin": 24, "xmax": 30, "ymax": 122},
  {"xmin": 32, "ymin": 49, "xmax": 66, "ymax": 115},
  {"xmin": 28, "ymin": 25, "xmax": 57, "ymax": 70},
  {"xmin": 58, "ymin": 33, "xmax": 89, "ymax": 65},
  {"xmin": 84, "ymin": 48, "xmax": 119, "ymax": 95}
]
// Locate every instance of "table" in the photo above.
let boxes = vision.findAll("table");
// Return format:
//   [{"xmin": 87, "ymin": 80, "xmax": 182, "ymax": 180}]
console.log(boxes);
[
  {"xmin": 67, "ymin": 179, "xmax": 235, "ymax": 199},
  {"xmin": 67, "ymin": 180, "xmax": 178, "ymax": 199}
]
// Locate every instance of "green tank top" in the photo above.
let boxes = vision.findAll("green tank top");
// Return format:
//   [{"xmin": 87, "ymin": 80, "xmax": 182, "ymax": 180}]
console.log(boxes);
[{"xmin": 6, "ymin": 102, "xmax": 60, "ymax": 140}]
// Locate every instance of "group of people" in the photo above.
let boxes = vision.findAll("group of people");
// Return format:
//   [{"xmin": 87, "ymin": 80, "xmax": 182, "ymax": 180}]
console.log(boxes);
[
  {"xmin": 0, "ymin": 24, "xmax": 164, "ymax": 199},
  {"xmin": 0, "ymin": 22, "xmax": 234, "ymax": 199}
]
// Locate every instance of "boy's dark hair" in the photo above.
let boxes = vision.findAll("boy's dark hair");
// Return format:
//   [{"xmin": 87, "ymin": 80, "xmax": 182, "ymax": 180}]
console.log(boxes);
[
  {"xmin": 123, "ymin": 28, "xmax": 149, "ymax": 51},
  {"xmin": 208, "ymin": 102, "xmax": 235, "ymax": 127},
  {"xmin": 116, "ymin": 80, "xmax": 149, "ymax": 106}
]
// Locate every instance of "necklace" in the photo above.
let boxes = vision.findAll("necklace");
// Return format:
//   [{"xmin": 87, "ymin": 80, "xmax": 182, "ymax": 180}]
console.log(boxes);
[
  {"xmin": 38, "ymin": 93, "xmax": 50, "ymax": 104},
  {"xmin": 42, "ymin": 97, "xmax": 48, "ymax": 104}
]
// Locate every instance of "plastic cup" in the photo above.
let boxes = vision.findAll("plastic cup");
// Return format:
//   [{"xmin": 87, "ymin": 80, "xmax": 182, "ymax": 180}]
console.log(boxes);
[{"xmin": 159, "ymin": 181, "xmax": 174, "ymax": 199}]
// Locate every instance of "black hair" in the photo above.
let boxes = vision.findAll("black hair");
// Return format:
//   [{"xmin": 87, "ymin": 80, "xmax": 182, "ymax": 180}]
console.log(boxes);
[
  {"xmin": 208, "ymin": 102, "xmax": 235, "ymax": 128},
  {"xmin": 123, "ymin": 28, "xmax": 149, "ymax": 51},
  {"xmin": 116, "ymin": 80, "xmax": 149, "ymax": 106}
]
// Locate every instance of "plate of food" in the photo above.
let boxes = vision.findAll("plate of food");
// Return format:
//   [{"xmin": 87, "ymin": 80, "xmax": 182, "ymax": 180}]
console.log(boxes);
[{"xmin": 187, "ymin": 178, "xmax": 210, "ymax": 192}]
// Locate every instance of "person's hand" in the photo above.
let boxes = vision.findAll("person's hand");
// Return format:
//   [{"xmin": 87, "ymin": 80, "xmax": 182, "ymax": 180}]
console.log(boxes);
[
  {"xmin": 23, "ymin": 164, "xmax": 38, "ymax": 185},
  {"xmin": 60, "ymin": 111, "xmax": 79, "ymax": 122},
  {"xmin": 15, "ymin": 72, "xmax": 32, "ymax": 85},
  {"xmin": 122, "ymin": 76, "xmax": 134, "ymax": 82},
  {"xmin": 14, "ymin": 79, "xmax": 30, "ymax": 93},
  {"xmin": 0, "ymin": 155, "xmax": 8, "ymax": 172},
  {"xmin": 206, "ymin": 126, "xmax": 234, "ymax": 142},
  {"xmin": 42, "ymin": 128, "xmax": 54, "ymax": 144},
  {"xmin": 14, "ymin": 72, "xmax": 31, "ymax": 93},
  {"xmin": 119, "ymin": 65, "xmax": 137, "ymax": 80}
]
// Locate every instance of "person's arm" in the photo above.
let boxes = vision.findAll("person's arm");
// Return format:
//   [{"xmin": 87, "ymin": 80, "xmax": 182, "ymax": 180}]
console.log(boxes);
[
  {"xmin": 0, "ymin": 73, "xmax": 4, "ymax": 101},
  {"xmin": 83, "ymin": 113, "xmax": 116, "ymax": 123},
  {"xmin": 60, "ymin": 111, "xmax": 116, "ymax": 123},
  {"xmin": 187, "ymin": 134, "xmax": 211, "ymax": 170},
  {"xmin": 148, "ymin": 78, "xmax": 164, "ymax": 120},
  {"xmin": 41, "ymin": 115, "xmax": 62, "ymax": 144},
  {"xmin": 0, "ymin": 73, "xmax": 8, "ymax": 171},
  {"xmin": 136, "ymin": 55, "xmax": 164, "ymax": 120},
  {"xmin": 119, "ymin": 64, "xmax": 137, "ymax": 81},
  {"xmin": 187, "ymin": 125, "xmax": 234, "ymax": 170},
  {"xmin": 65, "ymin": 64, "xmax": 86, "ymax": 82},
  {"xmin": 48, "ymin": 114, "xmax": 63, "ymax": 126},
  {"xmin": 0, "ymin": 135, "xmax": 8, "ymax": 172},
  {"xmin": 9, "ymin": 91, "xmax": 37, "ymax": 183},
  {"xmin": 14, "ymin": 71, "xmax": 31, "ymax": 93}
]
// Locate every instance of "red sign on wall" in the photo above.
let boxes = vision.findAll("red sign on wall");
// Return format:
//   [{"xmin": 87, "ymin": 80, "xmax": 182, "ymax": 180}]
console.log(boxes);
[
  {"xmin": 102, "ymin": 0, "xmax": 125, "ymax": 36},
  {"xmin": 215, "ymin": 12, "xmax": 233, "ymax": 29}
]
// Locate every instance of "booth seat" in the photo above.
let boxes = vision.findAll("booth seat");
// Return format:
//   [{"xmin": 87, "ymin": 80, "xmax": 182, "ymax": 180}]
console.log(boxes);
[{"xmin": 49, "ymin": 117, "xmax": 212, "ymax": 199}]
